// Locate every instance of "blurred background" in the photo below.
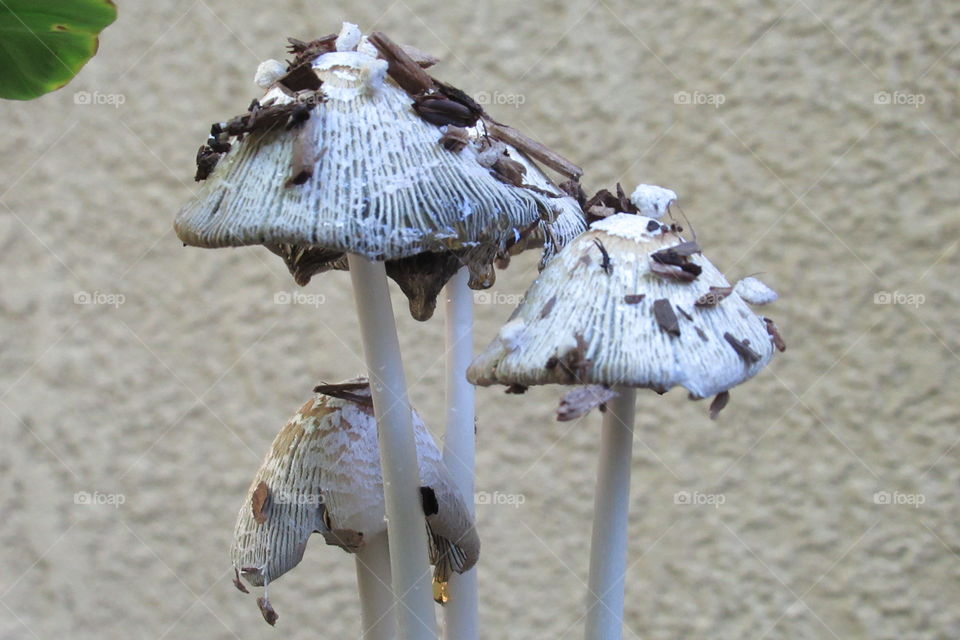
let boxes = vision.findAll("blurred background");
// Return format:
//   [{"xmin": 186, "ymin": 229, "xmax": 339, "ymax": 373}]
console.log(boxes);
[{"xmin": 1, "ymin": 1, "xmax": 958, "ymax": 638}]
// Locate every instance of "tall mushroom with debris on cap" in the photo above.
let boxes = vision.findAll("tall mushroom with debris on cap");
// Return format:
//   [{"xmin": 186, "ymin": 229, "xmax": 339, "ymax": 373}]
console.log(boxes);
[
  {"xmin": 467, "ymin": 193, "xmax": 784, "ymax": 639},
  {"xmin": 232, "ymin": 380, "xmax": 479, "ymax": 638},
  {"xmin": 174, "ymin": 23, "xmax": 581, "ymax": 640}
]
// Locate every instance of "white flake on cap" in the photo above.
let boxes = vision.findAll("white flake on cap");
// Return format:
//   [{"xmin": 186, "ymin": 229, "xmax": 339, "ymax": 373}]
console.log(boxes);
[
  {"xmin": 498, "ymin": 319, "xmax": 527, "ymax": 352},
  {"xmin": 254, "ymin": 59, "xmax": 287, "ymax": 89},
  {"xmin": 335, "ymin": 22, "xmax": 362, "ymax": 52},
  {"xmin": 734, "ymin": 276, "xmax": 778, "ymax": 305},
  {"xmin": 630, "ymin": 184, "xmax": 677, "ymax": 219}
]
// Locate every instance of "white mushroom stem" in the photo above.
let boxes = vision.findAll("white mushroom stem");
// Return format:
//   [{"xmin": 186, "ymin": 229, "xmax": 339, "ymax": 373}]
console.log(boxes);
[
  {"xmin": 584, "ymin": 387, "xmax": 636, "ymax": 640},
  {"xmin": 441, "ymin": 269, "xmax": 478, "ymax": 640},
  {"xmin": 355, "ymin": 533, "xmax": 395, "ymax": 640},
  {"xmin": 347, "ymin": 254, "xmax": 438, "ymax": 640}
]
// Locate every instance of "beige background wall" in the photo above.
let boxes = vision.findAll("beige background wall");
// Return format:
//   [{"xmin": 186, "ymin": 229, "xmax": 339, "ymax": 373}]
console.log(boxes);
[{"xmin": 1, "ymin": 1, "xmax": 958, "ymax": 638}]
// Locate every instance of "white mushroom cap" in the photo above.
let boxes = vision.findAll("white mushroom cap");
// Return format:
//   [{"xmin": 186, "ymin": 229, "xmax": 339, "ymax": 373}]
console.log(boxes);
[
  {"xmin": 175, "ymin": 42, "xmax": 555, "ymax": 262},
  {"xmin": 231, "ymin": 379, "xmax": 479, "ymax": 594},
  {"xmin": 630, "ymin": 184, "xmax": 677, "ymax": 219},
  {"xmin": 467, "ymin": 213, "xmax": 778, "ymax": 399}
]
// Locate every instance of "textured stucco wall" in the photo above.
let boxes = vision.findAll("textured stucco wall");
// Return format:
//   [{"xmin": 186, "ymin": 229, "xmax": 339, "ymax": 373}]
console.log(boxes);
[{"xmin": 1, "ymin": 1, "xmax": 958, "ymax": 638}]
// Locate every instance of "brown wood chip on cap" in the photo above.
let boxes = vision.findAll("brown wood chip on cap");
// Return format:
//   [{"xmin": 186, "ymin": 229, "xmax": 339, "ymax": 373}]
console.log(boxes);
[
  {"xmin": 439, "ymin": 126, "xmax": 470, "ymax": 152},
  {"xmin": 764, "ymin": 317, "xmax": 787, "ymax": 352},
  {"xmin": 653, "ymin": 298, "xmax": 681, "ymax": 337},
  {"xmin": 483, "ymin": 119, "xmax": 583, "ymax": 179},
  {"xmin": 251, "ymin": 481, "xmax": 269, "ymax": 524},
  {"xmin": 368, "ymin": 31, "xmax": 435, "ymax": 95},
  {"xmin": 724, "ymin": 332, "xmax": 761, "ymax": 363},
  {"xmin": 650, "ymin": 260, "xmax": 699, "ymax": 282}
]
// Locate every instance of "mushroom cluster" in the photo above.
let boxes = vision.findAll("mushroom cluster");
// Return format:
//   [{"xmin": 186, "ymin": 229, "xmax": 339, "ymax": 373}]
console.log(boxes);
[{"xmin": 173, "ymin": 19, "xmax": 786, "ymax": 640}]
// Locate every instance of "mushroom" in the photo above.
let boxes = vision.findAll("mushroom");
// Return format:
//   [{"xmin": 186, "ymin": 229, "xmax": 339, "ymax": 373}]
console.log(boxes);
[
  {"xmin": 175, "ymin": 27, "xmax": 561, "ymax": 321},
  {"xmin": 232, "ymin": 379, "xmax": 479, "ymax": 634},
  {"xmin": 467, "ymin": 203, "xmax": 782, "ymax": 639}
]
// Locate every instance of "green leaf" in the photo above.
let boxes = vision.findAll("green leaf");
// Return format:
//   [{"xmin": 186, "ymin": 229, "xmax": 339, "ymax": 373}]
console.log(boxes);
[{"xmin": 0, "ymin": 0, "xmax": 117, "ymax": 100}]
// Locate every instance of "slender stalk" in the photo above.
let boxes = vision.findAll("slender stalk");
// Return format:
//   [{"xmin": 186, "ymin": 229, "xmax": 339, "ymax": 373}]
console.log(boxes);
[
  {"xmin": 441, "ymin": 269, "xmax": 478, "ymax": 640},
  {"xmin": 355, "ymin": 533, "xmax": 395, "ymax": 640},
  {"xmin": 347, "ymin": 253, "xmax": 438, "ymax": 640},
  {"xmin": 583, "ymin": 387, "xmax": 636, "ymax": 640}
]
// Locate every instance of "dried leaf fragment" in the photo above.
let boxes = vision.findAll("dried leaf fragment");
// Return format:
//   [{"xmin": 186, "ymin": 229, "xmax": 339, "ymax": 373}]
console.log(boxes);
[
  {"xmin": 439, "ymin": 126, "xmax": 470, "ymax": 152},
  {"xmin": 764, "ymin": 317, "xmax": 786, "ymax": 352},
  {"xmin": 232, "ymin": 567, "xmax": 249, "ymax": 594},
  {"xmin": 257, "ymin": 596, "xmax": 278, "ymax": 626},
  {"xmin": 491, "ymin": 155, "xmax": 527, "ymax": 186},
  {"xmin": 251, "ymin": 481, "xmax": 269, "ymax": 524},
  {"xmin": 650, "ymin": 246, "xmax": 702, "ymax": 278},
  {"xmin": 650, "ymin": 260, "xmax": 699, "ymax": 282},
  {"xmin": 709, "ymin": 390, "xmax": 730, "ymax": 420}
]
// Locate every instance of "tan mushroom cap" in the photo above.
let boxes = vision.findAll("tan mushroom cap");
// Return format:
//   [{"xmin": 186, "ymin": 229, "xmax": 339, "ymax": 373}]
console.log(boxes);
[
  {"xmin": 231, "ymin": 378, "xmax": 479, "ymax": 595},
  {"xmin": 175, "ymin": 48, "xmax": 555, "ymax": 261},
  {"xmin": 467, "ymin": 213, "xmax": 778, "ymax": 399}
]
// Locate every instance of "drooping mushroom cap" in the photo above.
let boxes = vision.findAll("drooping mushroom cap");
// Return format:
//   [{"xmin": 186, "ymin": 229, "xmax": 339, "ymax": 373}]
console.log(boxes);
[
  {"xmin": 467, "ymin": 212, "xmax": 780, "ymax": 399},
  {"xmin": 175, "ymin": 31, "xmax": 555, "ymax": 263},
  {"xmin": 231, "ymin": 378, "xmax": 479, "ymax": 598}
]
